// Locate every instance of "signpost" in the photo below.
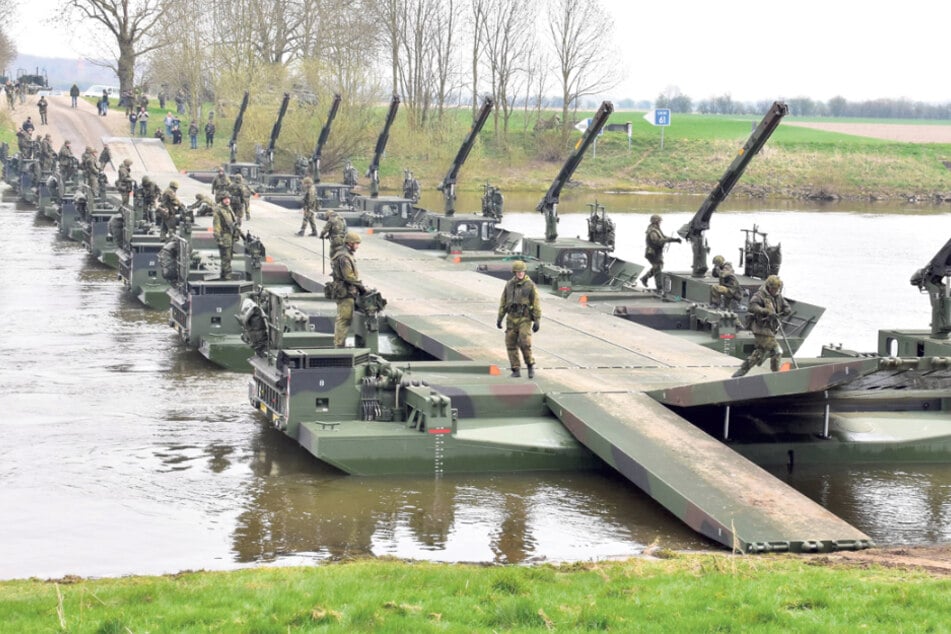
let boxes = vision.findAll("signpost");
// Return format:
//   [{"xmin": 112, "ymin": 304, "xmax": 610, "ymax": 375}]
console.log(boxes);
[{"xmin": 644, "ymin": 108, "xmax": 671, "ymax": 149}]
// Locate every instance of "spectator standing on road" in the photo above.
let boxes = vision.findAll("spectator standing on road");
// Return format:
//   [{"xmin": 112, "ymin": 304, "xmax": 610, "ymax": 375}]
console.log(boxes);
[
  {"xmin": 137, "ymin": 107, "xmax": 149, "ymax": 136},
  {"xmin": 69, "ymin": 83, "xmax": 80, "ymax": 108},
  {"xmin": 37, "ymin": 96, "xmax": 48, "ymax": 125}
]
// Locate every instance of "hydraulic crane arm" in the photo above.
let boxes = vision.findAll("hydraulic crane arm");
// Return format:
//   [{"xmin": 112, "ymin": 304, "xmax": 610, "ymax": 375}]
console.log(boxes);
[
  {"xmin": 437, "ymin": 96, "xmax": 494, "ymax": 216},
  {"xmin": 536, "ymin": 101, "xmax": 613, "ymax": 242},
  {"xmin": 911, "ymin": 235, "xmax": 951, "ymax": 339},
  {"xmin": 367, "ymin": 95, "xmax": 401, "ymax": 198},
  {"xmin": 228, "ymin": 91, "xmax": 250, "ymax": 164},
  {"xmin": 310, "ymin": 93, "xmax": 341, "ymax": 183},
  {"xmin": 679, "ymin": 100, "xmax": 788, "ymax": 276},
  {"xmin": 262, "ymin": 92, "xmax": 291, "ymax": 173}
]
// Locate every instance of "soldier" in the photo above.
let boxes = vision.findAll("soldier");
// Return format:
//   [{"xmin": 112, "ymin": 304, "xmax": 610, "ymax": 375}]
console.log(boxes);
[
  {"xmin": 187, "ymin": 193, "xmax": 215, "ymax": 217},
  {"xmin": 342, "ymin": 160, "xmax": 357, "ymax": 187},
  {"xmin": 211, "ymin": 167, "xmax": 231, "ymax": 202},
  {"xmin": 139, "ymin": 174, "xmax": 161, "ymax": 223},
  {"xmin": 38, "ymin": 133, "xmax": 54, "ymax": 171},
  {"xmin": 116, "ymin": 158, "xmax": 134, "ymax": 205},
  {"xmin": 709, "ymin": 259, "xmax": 742, "ymax": 309},
  {"xmin": 98, "ymin": 144, "xmax": 113, "ymax": 171},
  {"xmin": 319, "ymin": 208, "xmax": 348, "ymax": 252},
  {"xmin": 732, "ymin": 275, "xmax": 792, "ymax": 378},
  {"xmin": 497, "ymin": 260, "xmax": 542, "ymax": 378},
  {"xmin": 158, "ymin": 180, "xmax": 184, "ymax": 239},
  {"xmin": 58, "ymin": 140, "xmax": 77, "ymax": 182},
  {"xmin": 296, "ymin": 176, "xmax": 318, "ymax": 236},
  {"xmin": 80, "ymin": 145, "xmax": 101, "ymax": 196},
  {"xmin": 711, "ymin": 254, "xmax": 727, "ymax": 279},
  {"xmin": 639, "ymin": 214, "xmax": 681, "ymax": 290},
  {"xmin": 37, "ymin": 96, "xmax": 48, "ymax": 125},
  {"xmin": 231, "ymin": 173, "xmax": 254, "ymax": 221},
  {"xmin": 204, "ymin": 120, "xmax": 216, "ymax": 148},
  {"xmin": 213, "ymin": 193, "xmax": 239, "ymax": 280},
  {"xmin": 330, "ymin": 231, "xmax": 365, "ymax": 347}
]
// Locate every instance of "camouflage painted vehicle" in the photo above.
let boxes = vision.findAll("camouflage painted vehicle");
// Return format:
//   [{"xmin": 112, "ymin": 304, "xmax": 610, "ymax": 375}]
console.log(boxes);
[
  {"xmin": 80, "ymin": 192, "xmax": 123, "ymax": 268},
  {"xmin": 249, "ymin": 347, "xmax": 599, "ymax": 476}
]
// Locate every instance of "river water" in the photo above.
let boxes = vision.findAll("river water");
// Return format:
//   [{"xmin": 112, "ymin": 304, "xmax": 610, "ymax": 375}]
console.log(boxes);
[{"xmin": 2, "ymin": 188, "xmax": 950, "ymax": 580}]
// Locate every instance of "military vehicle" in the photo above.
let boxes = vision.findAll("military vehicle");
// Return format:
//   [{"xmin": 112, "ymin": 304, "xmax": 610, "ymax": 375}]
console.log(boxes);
[
  {"xmin": 79, "ymin": 189, "xmax": 124, "ymax": 267},
  {"xmin": 383, "ymin": 96, "xmax": 520, "ymax": 255},
  {"xmin": 264, "ymin": 93, "xmax": 355, "ymax": 209},
  {"xmin": 321, "ymin": 95, "xmax": 421, "ymax": 227},
  {"xmin": 17, "ymin": 67, "xmax": 49, "ymax": 94}
]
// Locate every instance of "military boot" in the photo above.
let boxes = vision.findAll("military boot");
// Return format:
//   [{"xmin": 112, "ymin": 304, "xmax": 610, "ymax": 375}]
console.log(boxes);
[
  {"xmin": 295, "ymin": 229, "xmax": 304, "ymax": 236},
  {"xmin": 731, "ymin": 362, "xmax": 751, "ymax": 378},
  {"xmin": 510, "ymin": 368, "xmax": 521, "ymax": 378},
  {"xmin": 639, "ymin": 275, "xmax": 650, "ymax": 287},
  {"xmin": 527, "ymin": 365, "xmax": 535, "ymax": 379}
]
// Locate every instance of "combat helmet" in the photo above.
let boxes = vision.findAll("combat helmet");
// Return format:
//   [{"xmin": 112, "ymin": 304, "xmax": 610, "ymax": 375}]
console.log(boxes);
[
  {"xmin": 712, "ymin": 255, "xmax": 725, "ymax": 267},
  {"xmin": 765, "ymin": 275, "xmax": 782, "ymax": 292},
  {"xmin": 511, "ymin": 260, "xmax": 527, "ymax": 272},
  {"xmin": 169, "ymin": 180, "xmax": 179, "ymax": 189},
  {"xmin": 345, "ymin": 231, "xmax": 361, "ymax": 244},
  {"xmin": 234, "ymin": 173, "xmax": 244, "ymax": 182},
  {"xmin": 122, "ymin": 158, "xmax": 132, "ymax": 166},
  {"xmin": 650, "ymin": 214, "xmax": 661, "ymax": 224},
  {"xmin": 302, "ymin": 176, "xmax": 313, "ymax": 185}
]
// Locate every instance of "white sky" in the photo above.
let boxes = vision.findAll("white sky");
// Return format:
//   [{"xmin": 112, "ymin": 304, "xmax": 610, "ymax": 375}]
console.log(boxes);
[{"xmin": 11, "ymin": 0, "xmax": 950, "ymax": 104}]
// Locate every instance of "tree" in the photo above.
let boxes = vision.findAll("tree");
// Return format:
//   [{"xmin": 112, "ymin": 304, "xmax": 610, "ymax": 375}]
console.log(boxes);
[
  {"xmin": 61, "ymin": 0, "xmax": 168, "ymax": 94},
  {"xmin": 481, "ymin": 0, "xmax": 536, "ymax": 137},
  {"xmin": 546, "ymin": 0, "xmax": 620, "ymax": 141},
  {"xmin": 0, "ymin": 0, "xmax": 15, "ymax": 72}
]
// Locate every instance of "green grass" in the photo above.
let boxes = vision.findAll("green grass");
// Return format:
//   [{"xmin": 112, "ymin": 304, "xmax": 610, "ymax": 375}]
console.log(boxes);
[{"xmin": 2, "ymin": 554, "xmax": 949, "ymax": 632}]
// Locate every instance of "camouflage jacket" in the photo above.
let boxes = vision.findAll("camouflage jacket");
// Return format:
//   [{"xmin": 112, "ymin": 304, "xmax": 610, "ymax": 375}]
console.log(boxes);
[
  {"xmin": 320, "ymin": 213, "xmax": 347, "ymax": 244},
  {"xmin": 160, "ymin": 188, "xmax": 182, "ymax": 214},
  {"xmin": 717, "ymin": 264, "xmax": 742, "ymax": 299},
  {"xmin": 211, "ymin": 173, "xmax": 231, "ymax": 195},
  {"xmin": 748, "ymin": 285, "xmax": 791, "ymax": 336},
  {"xmin": 331, "ymin": 249, "xmax": 363, "ymax": 298},
  {"xmin": 302, "ymin": 184, "xmax": 318, "ymax": 212},
  {"xmin": 213, "ymin": 202, "xmax": 238, "ymax": 246},
  {"xmin": 644, "ymin": 223, "xmax": 668, "ymax": 258},
  {"xmin": 498, "ymin": 276, "xmax": 541, "ymax": 322}
]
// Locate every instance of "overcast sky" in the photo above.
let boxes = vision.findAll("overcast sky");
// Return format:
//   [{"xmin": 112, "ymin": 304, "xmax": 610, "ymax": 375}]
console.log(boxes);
[{"xmin": 11, "ymin": 0, "xmax": 949, "ymax": 105}]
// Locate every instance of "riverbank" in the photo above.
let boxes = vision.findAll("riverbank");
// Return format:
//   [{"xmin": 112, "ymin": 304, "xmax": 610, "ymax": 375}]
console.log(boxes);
[{"xmin": 3, "ymin": 550, "xmax": 951, "ymax": 632}]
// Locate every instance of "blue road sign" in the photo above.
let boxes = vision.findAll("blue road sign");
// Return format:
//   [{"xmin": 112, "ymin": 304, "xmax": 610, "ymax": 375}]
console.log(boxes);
[{"xmin": 644, "ymin": 108, "xmax": 671, "ymax": 127}]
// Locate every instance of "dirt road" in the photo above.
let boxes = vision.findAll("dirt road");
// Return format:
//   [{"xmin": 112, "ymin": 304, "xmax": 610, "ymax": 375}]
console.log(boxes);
[{"xmin": 785, "ymin": 121, "xmax": 951, "ymax": 144}]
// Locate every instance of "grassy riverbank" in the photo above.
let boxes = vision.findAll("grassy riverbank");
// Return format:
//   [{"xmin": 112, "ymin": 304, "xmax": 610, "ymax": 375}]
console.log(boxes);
[
  {"xmin": 4, "ymin": 100, "xmax": 951, "ymax": 204},
  {"xmin": 3, "ymin": 553, "xmax": 950, "ymax": 632}
]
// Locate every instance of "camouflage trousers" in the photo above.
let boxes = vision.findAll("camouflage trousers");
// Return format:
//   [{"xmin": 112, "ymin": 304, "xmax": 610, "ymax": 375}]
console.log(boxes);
[
  {"xmin": 735, "ymin": 333, "xmax": 782, "ymax": 376},
  {"xmin": 710, "ymin": 284, "xmax": 740, "ymax": 308},
  {"xmin": 641, "ymin": 255, "xmax": 664, "ymax": 290},
  {"xmin": 334, "ymin": 297, "xmax": 355, "ymax": 347},
  {"xmin": 218, "ymin": 242, "xmax": 233, "ymax": 280},
  {"xmin": 505, "ymin": 316, "xmax": 535, "ymax": 369},
  {"xmin": 299, "ymin": 209, "xmax": 317, "ymax": 234}
]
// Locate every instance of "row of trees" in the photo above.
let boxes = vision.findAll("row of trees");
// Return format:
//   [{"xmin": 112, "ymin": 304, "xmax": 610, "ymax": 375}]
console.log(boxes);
[
  {"xmin": 656, "ymin": 88, "xmax": 951, "ymax": 120},
  {"xmin": 58, "ymin": 0, "xmax": 622, "ymax": 142},
  {"xmin": 0, "ymin": 0, "xmax": 15, "ymax": 76}
]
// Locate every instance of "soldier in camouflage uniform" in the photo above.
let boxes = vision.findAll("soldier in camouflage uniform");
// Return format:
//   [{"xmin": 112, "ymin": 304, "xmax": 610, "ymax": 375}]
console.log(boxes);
[
  {"xmin": 57, "ymin": 140, "xmax": 78, "ymax": 183},
  {"xmin": 213, "ymin": 193, "xmax": 239, "ymax": 280},
  {"xmin": 187, "ymin": 193, "xmax": 215, "ymax": 217},
  {"xmin": 138, "ymin": 174, "xmax": 161, "ymax": 223},
  {"xmin": 116, "ymin": 159, "xmax": 134, "ymax": 205},
  {"xmin": 710, "ymin": 254, "xmax": 727, "ymax": 279},
  {"xmin": 709, "ymin": 259, "xmax": 742, "ymax": 309},
  {"xmin": 158, "ymin": 180, "xmax": 184, "ymax": 240},
  {"xmin": 319, "ymin": 208, "xmax": 348, "ymax": 252},
  {"xmin": 330, "ymin": 231, "xmax": 365, "ymax": 347},
  {"xmin": 639, "ymin": 214, "xmax": 681, "ymax": 290},
  {"xmin": 296, "ymin": 176, "xmax": 318, "ymax": 236},
  {"xmin": 80, "ymin": 146, "xmax": 101, "ymax": 196},
  {"xmin": 732, "ymin": 275, "xmax": 792, "ymax": 378},
  {"xmin": 38, "ymin": 133, "xmax": 54, "ymax": 172},
  {"xmin": 497, "ymin": 260, "xmax": 542, "ymax": 378},
  {"xmin": 230, "ymin": 173, "xmax": 254, "ymax": 221},
  {"xmin": 211, "ymin": 167, "xmax": 231, "ymax": 202}
]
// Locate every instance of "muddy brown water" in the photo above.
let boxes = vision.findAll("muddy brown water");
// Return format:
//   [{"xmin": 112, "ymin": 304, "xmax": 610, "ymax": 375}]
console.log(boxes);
[{"xmin": 2, "ymin": 189, "xmax": 950, "ymax": 580}]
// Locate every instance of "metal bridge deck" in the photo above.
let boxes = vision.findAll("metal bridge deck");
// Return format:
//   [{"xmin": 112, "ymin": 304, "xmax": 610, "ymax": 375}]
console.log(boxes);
[{"xmin": 143, "ymin": 160, "xmax": 874, "ymax": 553}]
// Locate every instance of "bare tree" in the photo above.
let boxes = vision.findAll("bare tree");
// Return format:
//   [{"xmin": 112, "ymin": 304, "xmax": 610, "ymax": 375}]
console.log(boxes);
[
  {"xmin": 60, "ymin": 0, "xmax": 168, "ymax": 93},
  {"xmin": 481, "ymin": 0, "xmax": 535, "ymax": 137},
  {"xmin": 546, "ymin": 0, "xmax": 620, "ymax": 139},
  {"xmin": 468, "ymin": 0, "xmax": 488, "ymax": 117}
]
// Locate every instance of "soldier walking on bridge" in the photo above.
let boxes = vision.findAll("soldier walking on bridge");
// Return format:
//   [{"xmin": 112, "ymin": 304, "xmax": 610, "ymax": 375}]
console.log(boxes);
[
  {"xmin": 732, "ymin": 275, "xmax": 792, "ymax": 378},
  {"xmin": 296, "ymin": 176, "xmax": 318, "ymax": 236},
  {"xmin": 497, "ymin": 260, "xmax": 542, "ymax": 378},
  {"xmin": 639, "ymin": 214, "xmax": 682, "ymax": 290},
  {"xmin": 319, "ymin": 208, "xmax": 347, "ymax": 252},
  {"xmin": 115, "ymin": 159, "xmax": 134, "ymax": 206}
]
